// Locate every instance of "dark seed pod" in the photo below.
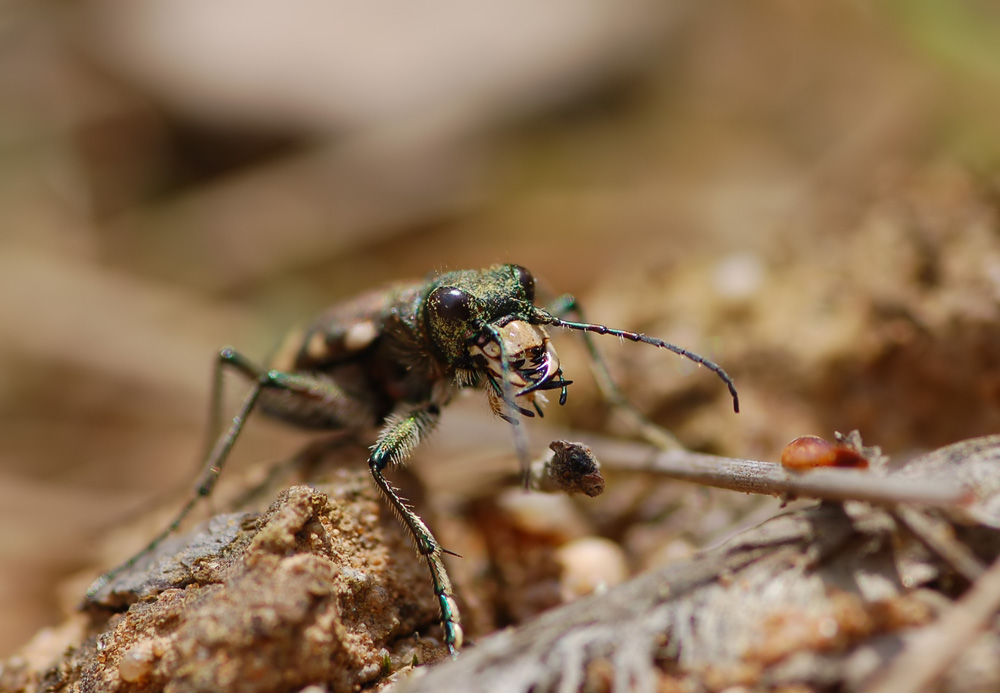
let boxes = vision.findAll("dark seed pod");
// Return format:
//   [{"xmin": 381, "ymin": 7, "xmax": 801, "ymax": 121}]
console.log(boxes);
[{"xmin": 545, "ymin": 440, "xmax": 605, "ymax": 497}]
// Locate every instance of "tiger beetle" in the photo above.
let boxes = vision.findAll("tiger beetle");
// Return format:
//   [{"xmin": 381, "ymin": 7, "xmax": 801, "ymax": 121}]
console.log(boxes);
[{"xmin": 86, "ymin": 264, "xmax": 739, "ymax": 656}]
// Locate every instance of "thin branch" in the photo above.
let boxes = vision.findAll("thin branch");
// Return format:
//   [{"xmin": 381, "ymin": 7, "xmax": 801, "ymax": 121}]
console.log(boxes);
[
  {"xmin": 892, "ymin": 505, "xmax": 987, "ymax": 583},
  {"xmin": 576, "ymin": 435, "xmax": 969, "ymax": 509}
]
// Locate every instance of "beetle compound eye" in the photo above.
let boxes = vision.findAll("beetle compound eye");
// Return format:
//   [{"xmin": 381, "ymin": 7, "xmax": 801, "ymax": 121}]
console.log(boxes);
[
  {"xmin": 429, "ymin": 286, "xmax": 473, "ymax": 322},
  {"xmin": 511, "ymin": 265, "xmax": 536, "ymax": 303}
]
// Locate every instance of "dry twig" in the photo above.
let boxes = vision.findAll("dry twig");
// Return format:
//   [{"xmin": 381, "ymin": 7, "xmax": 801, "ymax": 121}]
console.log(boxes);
[{"xmin": 577, "ymin": 433, "xmax": 969, "ymax": 509}]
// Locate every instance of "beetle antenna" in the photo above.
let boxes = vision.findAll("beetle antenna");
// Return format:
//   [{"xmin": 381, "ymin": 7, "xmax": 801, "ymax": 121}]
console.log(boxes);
[{"xmin": 534, "ymin": 313, "xmax": 739, "ymax": 413}]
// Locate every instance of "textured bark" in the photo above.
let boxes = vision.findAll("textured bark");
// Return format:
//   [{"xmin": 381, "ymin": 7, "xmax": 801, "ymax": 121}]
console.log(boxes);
[{"xmin": 396, "ymin": 438, "xmax": 1000, "ymax": 693}]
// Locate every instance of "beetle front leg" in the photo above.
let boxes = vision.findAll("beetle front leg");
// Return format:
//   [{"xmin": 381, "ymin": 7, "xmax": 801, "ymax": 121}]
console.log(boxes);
[
  {"xmin": 546, "ymin": 294, "xmax": 684, "ymax": 451},
  {"xmin": 368, "ymin": 404, "xmax": 463, "ymax": 655}
]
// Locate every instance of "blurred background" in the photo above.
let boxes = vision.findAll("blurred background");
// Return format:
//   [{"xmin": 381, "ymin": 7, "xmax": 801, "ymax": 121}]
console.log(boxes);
[{"xmin": 3, "ymin": 0, "xmax": 1000, "ymax": 657}]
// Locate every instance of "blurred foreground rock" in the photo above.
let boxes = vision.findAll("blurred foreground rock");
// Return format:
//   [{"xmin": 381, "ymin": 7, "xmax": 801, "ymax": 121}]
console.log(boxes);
[{"xmin": 4, "ymin": 434, "xmax": 1000, "ymax": 691}]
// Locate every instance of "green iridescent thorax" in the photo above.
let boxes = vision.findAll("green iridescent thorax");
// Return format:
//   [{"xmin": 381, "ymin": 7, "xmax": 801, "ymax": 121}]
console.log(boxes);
[{"xmin": 419, "ymin": 264, "xmax": 537, "ymax": 365}]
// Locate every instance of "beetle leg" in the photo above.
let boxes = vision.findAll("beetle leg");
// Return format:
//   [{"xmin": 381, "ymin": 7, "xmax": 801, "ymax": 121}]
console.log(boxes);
[
  {"xmin": 368, "ymin": 404, "xmax": 463, "ymax": 655},
  {"xmin": 544, "ymin": 294, "xmax": 684, "ymax": 451},
  {"xmin": 86, "ymin": 348, "xmax": 354, "ymax": 601}
]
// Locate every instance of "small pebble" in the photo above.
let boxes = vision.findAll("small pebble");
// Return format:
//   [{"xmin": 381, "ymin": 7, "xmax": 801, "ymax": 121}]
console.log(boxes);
[{"xmin": 556, "ymin": 537, "xmax": 628, "ymax": 601}]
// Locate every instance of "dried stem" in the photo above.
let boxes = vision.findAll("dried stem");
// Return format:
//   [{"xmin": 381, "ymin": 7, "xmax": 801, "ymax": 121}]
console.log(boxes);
[
  {"xmin": 892, "ymin": 505, "xmax": 987, "ymax": 583},
  {"xmin": 577, "ymin": 434, "xmax": 968, "ymax": 509}
]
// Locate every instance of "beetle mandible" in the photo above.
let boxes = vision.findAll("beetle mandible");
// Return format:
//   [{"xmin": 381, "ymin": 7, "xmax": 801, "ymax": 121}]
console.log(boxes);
[{"xmin": 87, "ymin": 263, "xmax": 739, "ymax": 655}]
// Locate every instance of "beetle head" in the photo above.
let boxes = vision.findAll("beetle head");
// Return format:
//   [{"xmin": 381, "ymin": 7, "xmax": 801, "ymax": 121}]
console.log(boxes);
[{"xmin": 422, "ymin": 264, "xmax": 570, "ymax": 418}]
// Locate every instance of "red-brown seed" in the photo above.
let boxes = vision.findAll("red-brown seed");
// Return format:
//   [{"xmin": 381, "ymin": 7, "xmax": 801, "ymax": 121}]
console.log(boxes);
[{"xmin": 781, "ymin": 435, "xmax": 868, "ymax": 471}]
